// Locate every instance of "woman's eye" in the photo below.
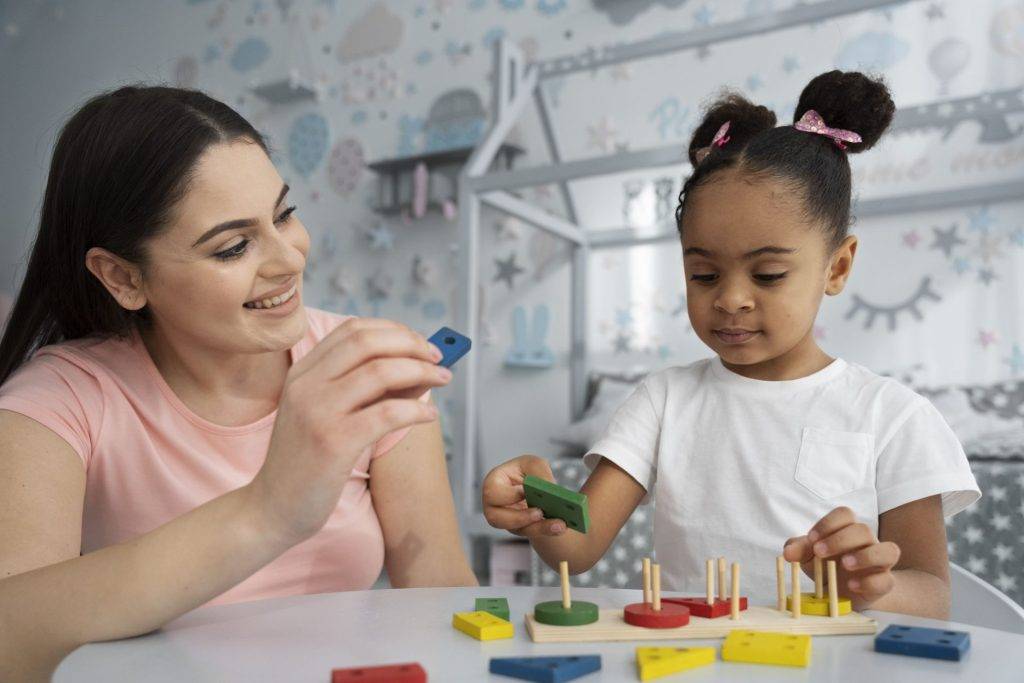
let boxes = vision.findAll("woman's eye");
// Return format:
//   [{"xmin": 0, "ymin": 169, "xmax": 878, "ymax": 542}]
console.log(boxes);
[
  {"xmin": 275, "ymin": 205, "xmax": 297, "ymax": 225},
  {"xmin": 689, "ymin": 273, "xmax": 717, "ymax": 283},
  {"xmin": 754, "ymin": 272, "xmax": 787, "ymax": 283},
  {"xmin": 215, "ymin": 239, "xmax": 249, "ymax": 260}
]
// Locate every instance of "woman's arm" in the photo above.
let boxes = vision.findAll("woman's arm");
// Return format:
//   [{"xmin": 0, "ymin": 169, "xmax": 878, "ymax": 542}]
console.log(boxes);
[{"xmin": 370, "ymin": 408, "xmax": 477, "ymax": 587}]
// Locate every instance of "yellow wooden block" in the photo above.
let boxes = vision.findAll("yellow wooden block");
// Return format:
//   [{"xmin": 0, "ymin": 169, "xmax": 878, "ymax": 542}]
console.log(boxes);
[
  {"xmin": 636, "ymin": 646, "xmax": 715, "ymax": 681},
  {"xmin": 786, "ymin": 592, "xmax": 852, "ymax": 616},
  {"xmin": 722, "ymin": 630, "xmax": 811, "ymax": 667},
  {"xmin": 452, "ymin": 610, "xmax": 514, "ymax": 641}
]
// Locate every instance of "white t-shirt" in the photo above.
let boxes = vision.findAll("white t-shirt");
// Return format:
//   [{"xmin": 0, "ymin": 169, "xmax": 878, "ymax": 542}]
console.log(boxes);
[{"xmin": 584, "ymin": 356, "xmax": 980, "ymax": 599}]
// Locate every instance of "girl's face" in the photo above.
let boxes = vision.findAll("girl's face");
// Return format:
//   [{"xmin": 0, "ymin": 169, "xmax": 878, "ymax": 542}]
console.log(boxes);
[
  {"xmin": 138, "ymin": 140, "xmax": 310, "ymax": 354},
  {"xmin": 681, "ymin": 168, "xmax": 855, "ymax": 378}
]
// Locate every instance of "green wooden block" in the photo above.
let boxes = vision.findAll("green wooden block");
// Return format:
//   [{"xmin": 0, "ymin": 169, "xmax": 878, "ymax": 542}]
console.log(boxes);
[
  {"xmin": 523, "ymin": 475, "xmax": 590, "ymax": 534},
  {"xmin": 475, "ymin": 597, "xmax": 510, "ymax": 621},
  {"xmin": 534, "ymin": 600, "xmax": 600, "ymax": 626}
]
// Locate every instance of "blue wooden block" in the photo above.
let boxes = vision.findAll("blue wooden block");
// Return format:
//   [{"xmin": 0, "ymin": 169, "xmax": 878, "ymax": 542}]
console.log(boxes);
[
  {"xmin": 428, "ymin": 327, "xmax": 471, "ymax": 369},
  {"xmin": 489, "ymin": 655, "xmax": 601, "ymax": 682},
  {"xmin": 874, "ymin": 624, "xmax": 970, "ymax": 661}
]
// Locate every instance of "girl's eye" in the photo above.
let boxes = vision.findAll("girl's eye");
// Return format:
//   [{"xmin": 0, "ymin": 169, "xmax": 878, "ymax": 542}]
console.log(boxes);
[
  {"xmin": 689, "ymin": 274, "xmax": 717, "ymax": 283},
  {"xmin": 275, "ymin": 205, "xmax": 297, "ymax": 225},
  {"xmin": 215, "ymin": 239, "xmax": 249, "ymax": 261},
  {"xmin": 754, "ymin": 272, "xmax": 788, "ymax": 283}
]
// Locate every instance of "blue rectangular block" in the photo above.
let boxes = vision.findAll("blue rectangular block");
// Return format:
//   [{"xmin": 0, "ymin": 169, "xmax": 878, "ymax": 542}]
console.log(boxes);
[
  {"xmin": 489, "ymin": 655, "xmax": 601, "ymax": 683},
  {"xmin": 428, "ymin": 327, "xmax": 472, "ymax": 369},
  {"xmin": 874, "ymin": 624, "xmax": 970, "ymax": 661}
]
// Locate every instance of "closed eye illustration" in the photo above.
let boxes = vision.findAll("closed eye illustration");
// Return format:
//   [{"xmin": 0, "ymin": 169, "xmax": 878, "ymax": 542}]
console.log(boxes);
[{"xmin": 844, "ymin": 277, "xmax": 942, "ymax": 331}]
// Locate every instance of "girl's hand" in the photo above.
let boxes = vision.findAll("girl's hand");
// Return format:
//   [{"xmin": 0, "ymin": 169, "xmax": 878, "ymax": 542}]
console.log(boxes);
[
  {"xmin": 247, "ymin": 318, "xmax": 451, "ymax": 546},
  {"xmin": 782, "ymin": 506, "xmax": 902, "ymax": 606},
  {"xmin": 482, "ymin": 455, "xmax": 567, "ymax": 538}
]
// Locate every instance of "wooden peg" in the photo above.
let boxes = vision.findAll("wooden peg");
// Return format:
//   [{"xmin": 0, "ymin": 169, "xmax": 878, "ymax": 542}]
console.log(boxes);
[
  {"xmin": 560, "ymin": 560, "xmax": 571, "ymax": 609},
  {"xmin": 717, "ymin": 557, "xmax": 727, "ymax": 601},
  {"xmin": 827, "ymin": 560, "xmax": 839, "ymax": 618},
  {"xmin": 706, "ymin": 558, "xmax": 715, "ymax": 606},
  {"xmin": 730, "ymin": 562, "xmax": 741, "ymax": 620},
  {"xmin": 791, "ymin": 561, "xmax": 801, "ymax": 619},
  {"xmin": 652, "ymin": 563, "xmax": 662, "ymax": 611},
  {"xmin": 814, "ymin": 555, "xmax": 824, "ymax": 599},
  {"xmin": 642, "ymin": 557, "xmax": 652, "ymax": 605},
  {"xmin": 776, "ymin": 556, "xmax": 785, "ymax": 611}
]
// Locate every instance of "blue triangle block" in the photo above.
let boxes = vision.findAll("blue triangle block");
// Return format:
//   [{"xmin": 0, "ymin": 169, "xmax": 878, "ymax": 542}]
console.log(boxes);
[
  {"xmin": 875, "ymin": 624, "xmax": 971, "ymax": 661},
  {"xmin": 489, "ymin": 655, "xmax": 601, "ymax": 682}
]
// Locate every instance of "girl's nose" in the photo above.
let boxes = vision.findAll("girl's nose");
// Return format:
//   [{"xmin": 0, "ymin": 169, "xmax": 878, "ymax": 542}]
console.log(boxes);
[{"xmin": 713, "ymin": 281, "xmax": 755, "ymax": 314}]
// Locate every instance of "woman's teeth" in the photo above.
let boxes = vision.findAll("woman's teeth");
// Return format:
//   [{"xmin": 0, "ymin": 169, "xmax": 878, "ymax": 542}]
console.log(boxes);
[{"xmin": 244, "ymin": 284, "xmax": 297, "ymax": 309}]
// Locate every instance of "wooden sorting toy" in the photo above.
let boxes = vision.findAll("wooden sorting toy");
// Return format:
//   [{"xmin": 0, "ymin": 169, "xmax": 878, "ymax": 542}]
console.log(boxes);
[
  {"xmin": 782, "ymin": 558, "xmax": 851, "ymax": 616},
  {"xmin": 523, "ymin": 476, "xmax": 590, "ymax": 533},
  {"xmin": 636, "ymin": 647, "xmax": 715, "ymax": 681},
  {"xmin": 721, "ymin": 630, "xmax": 812, "ymax": 667},
  {"xmin": 452, "ymin": 610, "xmax": 513, "ymax": 641},
  {"xmin": 534, "ymin": 561, "xmax": 599, "ymax": 626},
  {"xmin": 331, "ymin": 662, "xmax": 426, "ymax": 682},
  {"xmin": 661, "ymin": 556, "xmax": 748, "ymax": 618},
  {"xmin": 623, "ymin": 560, "xmax": 690, "ymax": 628},
  {"xmin": 525, "ymin": 555, "xmax": 876, "ymax": 643},
  {"xmin": 476, "ymin": 597, "xmax": 510, "ymax": 621},
  {"xmin": 875, "ymin": 624, "xmax": 971, "ymax": 661},
  {"xmin": 489, "ymin": 655, "xmax": 601, "ymax": 682}
]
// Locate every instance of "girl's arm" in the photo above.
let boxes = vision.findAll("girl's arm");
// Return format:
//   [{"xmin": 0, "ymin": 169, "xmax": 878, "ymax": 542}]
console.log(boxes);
[
  {"xmin": 482, "ymin": 456, "xmax": 646, "ymax": 574},
  {"xmin": 783, "ymin": 496, "xmax": 951, "ymax": 618},
  {"xmin": 370, "ymin": 408, "xmax": 477, "ymax": 587}
]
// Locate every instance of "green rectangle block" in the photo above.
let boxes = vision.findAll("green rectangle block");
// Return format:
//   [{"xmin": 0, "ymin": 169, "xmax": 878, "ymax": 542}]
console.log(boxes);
[
  {"xmin": 475, "ymin": 597, "xmax": 510, "ymax": 621},
  {"xmin": 522, "ymin": 475, "xmax": 590, "ymax": 534}
]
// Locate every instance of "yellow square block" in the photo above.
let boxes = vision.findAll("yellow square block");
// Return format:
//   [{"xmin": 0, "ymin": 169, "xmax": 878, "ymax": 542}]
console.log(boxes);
[
  {"xmin": 636, "ymin": 646, "xmax": 715, "ymax": 681},
  {"xmin": 722, "ymin": 630, "xmax": 811, "ymax": 667},
  {"xmin": 786, "ymin": 592, "xmax": 852, "ymax": 616},
  {"xmin": 452, "ymin": 610, "xmax": 514, "ymax": 641}
]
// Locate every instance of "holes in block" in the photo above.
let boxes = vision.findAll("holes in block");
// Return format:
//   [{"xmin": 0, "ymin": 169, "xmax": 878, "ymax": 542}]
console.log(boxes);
[
  {"xmin": 444, "ymin": 336, "xmax": 456, "ymax": 345},
  {"xmin": 938, "ymin": 639, "xmax": 951, "ymax": 644}
]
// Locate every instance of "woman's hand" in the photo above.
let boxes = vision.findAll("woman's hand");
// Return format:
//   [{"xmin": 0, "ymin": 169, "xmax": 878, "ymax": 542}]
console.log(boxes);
[
  {"xmin": 481, "ymin": 455, "xmax": 567, "ymax": 538},
  {"xmin": 783, "ymin": 506, "xmax": 901, "ymax": 605},
  {"xmin": 247, "ymin": 318, "xmax": 451, "ymax": 546}
]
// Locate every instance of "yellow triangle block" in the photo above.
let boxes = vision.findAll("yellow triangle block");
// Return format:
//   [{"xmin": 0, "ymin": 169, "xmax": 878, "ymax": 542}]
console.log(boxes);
[
  {"xmin": 452, "ymin": 610, "xmax": 513, "ymax": 641},
  {"xmin": 722, "ymin": 630, "xmax": 811, "ymax": 667},
  {"xmin": 636, "ymin": 646, "xmax": 715, "ymax": 681}
]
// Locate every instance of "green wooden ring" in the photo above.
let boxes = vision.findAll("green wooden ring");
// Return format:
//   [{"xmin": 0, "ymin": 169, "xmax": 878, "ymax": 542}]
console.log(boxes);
[{"xmin": 533, "ymin": 600, "xmax": 600, "ymax": 626}]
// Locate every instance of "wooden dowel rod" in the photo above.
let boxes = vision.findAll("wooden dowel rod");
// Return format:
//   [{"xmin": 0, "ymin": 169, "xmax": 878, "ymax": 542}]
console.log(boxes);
[
  {"xmin": 706, "ymin": 558, "xmax": 714, "ymax": 605},
  {"xmin": 814, "ymin": 556, "xmax": 824, "ymax": 599},
  {"xmin": 828, "ymin": 560, "xmax": 839, "ymax": 618},
  {"xmin": 791, "ymin": 561, "xmax": 801, "ymax": 619},
  {"xmin": 730, "ymin": 562, "xmax": 740, "ymax": 620},
  {"xmin": 652, "ymin": 563, "xmax": 661, "ymax": 611},
  {"xmin": 776, "ymin": 556, "xmax": 785, "ymax": 611},
  {"xmin": 560, "ymin": 561, "xmax": 571, "ymax": 609},
  {"xmin": 642, "ymin": 557, "xmax": 651, "ymax": 605}
]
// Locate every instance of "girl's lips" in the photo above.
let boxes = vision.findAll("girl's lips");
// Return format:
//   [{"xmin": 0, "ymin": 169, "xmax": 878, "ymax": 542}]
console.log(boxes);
[{"xmin": 713, "ymin": 329, "xmax": 759, "ymax": 344}]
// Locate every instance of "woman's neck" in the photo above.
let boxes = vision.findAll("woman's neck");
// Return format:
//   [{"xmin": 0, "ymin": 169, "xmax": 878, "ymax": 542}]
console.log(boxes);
[{"xmin": 138, "ymin": 323, "xmax": 291, "ymax": 426}]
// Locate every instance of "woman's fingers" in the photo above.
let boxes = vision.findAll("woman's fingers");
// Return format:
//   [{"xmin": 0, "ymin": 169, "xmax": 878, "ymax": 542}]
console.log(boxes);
[{"xmin": 332, "ymin": 357, "xmax": 451, "ymax": 413}]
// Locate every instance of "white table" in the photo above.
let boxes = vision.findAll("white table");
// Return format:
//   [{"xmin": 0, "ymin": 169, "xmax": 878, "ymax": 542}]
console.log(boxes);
[{"xmin": 56, "ymin": 586, "xmax": 1024, "ymax": 681}]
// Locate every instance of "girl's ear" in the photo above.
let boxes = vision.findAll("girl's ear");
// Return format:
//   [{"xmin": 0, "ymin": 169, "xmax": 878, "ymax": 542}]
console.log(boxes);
[
  {"xmin": 825, "ymin": 235, "xmax": 857, "ymax": 296},
  {"xmin": 85, "ymin": 247, "xmax": 148, "ymax": 311}
]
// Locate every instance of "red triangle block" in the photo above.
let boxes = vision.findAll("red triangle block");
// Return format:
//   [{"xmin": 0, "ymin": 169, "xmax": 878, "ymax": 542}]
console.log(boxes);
[
  {"xmin": 662, "ymin": 597, "xmax": 747, "ymax": 618},
  {"xmin": 331, "ymin": 662, "xmax": 427, "ymax": 682}
]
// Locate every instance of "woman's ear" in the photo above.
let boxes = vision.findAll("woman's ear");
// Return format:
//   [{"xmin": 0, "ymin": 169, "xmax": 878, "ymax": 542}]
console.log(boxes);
[
  {"xmin": 825, "ymin": 235, "xmax": 858, "ymax": 296},
  {"xmin": 85, "ymin": 247, "xmax": 147, "ymax": 311}
]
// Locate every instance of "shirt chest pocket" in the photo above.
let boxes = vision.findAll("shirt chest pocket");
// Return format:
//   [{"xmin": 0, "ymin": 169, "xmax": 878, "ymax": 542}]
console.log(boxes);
[{"xmin": 794, "ymin": 427, "xmax": 874, "ymax": 500}]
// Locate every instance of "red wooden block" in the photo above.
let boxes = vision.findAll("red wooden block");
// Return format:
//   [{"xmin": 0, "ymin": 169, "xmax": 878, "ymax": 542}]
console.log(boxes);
[
  {"xmin": 331, "ymin": 662, "xmax": 427, "ymax": 682},
  {"xmin": 661, "ymin": 597, "xmax": 748, "ymax": 618},
  {"xmin": 623, "ymin": 602, "xmax": 690, "ymax": 628}
]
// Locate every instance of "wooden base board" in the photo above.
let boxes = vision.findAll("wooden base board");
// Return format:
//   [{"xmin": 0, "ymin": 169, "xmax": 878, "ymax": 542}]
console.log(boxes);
[{"xmin": 525, "ymin": 605, "xmax": 876, "ymax": 643}]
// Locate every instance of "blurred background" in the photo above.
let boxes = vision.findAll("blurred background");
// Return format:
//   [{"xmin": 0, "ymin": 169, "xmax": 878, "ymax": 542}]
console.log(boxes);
[{"xmin": 1, "ymin": 0, "xmax": 1022, "ymax": 603}]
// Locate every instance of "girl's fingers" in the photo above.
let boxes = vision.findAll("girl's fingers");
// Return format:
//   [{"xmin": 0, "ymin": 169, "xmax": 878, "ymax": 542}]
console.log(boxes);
[
  {"xmin": 512, "ymin": 518, "xmax": 566, "ymax": 539},
  {"xmin": 783, "ymin": 536, "xmax": 813, "ymax": 563},
  {"xmin": 807, "ymin": 506, "xmax": 856, "ymax": 544},
  {"xmin": 813, "ymin": 522, "xmax": 875, "ymax": 558},
  {"xmin": 848, "ymin": 569, "xmax": 894, "ymax": 597},
  {"xmin": 842, "ymin": 541, "xmax": 901, "ymax": 573},
  {"xmin": 484, "ymin": 504, "xmax": 545, "ymax": 530},
  {"xmin": 482, "ymin": 474, "xmax": 527, "ymax": 507}
]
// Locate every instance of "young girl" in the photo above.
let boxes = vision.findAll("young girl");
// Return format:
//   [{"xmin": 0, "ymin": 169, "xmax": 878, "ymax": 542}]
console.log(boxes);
[{"xmin": 483, "ymin": 71, "xmax": 980, "ymax": 618}]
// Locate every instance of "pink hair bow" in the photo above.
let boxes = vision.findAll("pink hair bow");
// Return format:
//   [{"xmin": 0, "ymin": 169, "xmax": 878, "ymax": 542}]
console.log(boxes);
[
  {"xmin": 695, "ymin": 121, "xmax": 731, "ymax": 163},
  {"xmin": 794, "ymin": 109, "xmax": 862, "ymax": 150}
]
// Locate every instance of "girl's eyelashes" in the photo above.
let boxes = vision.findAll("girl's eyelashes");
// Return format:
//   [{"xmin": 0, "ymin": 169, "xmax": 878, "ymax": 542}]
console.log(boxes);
[
  {"xmin": 689, "ymin": 273, "xmax": 717, "ymax": 283},
  {"xmin": 212, "ymin": 205, "xmax": 298, "ymax": 261},
  {"xmin": 754, "ymin": 272, "xmax": 788, "ymax": 283}
]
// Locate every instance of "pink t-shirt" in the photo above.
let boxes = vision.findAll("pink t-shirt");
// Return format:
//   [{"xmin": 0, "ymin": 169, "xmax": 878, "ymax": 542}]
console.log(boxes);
[{"xmin": 0, "ymin": 307, "xmax": 414, "ymax": 605}]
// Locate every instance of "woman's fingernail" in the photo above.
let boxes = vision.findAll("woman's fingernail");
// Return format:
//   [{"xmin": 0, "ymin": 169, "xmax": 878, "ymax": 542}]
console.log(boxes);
[
  {"xmin": 437, "ymin": 367, "xmax": 453, "ymax": 381},
  {"xmin": 808, "ymin": 530, "xmax": 819, "ymax": 542},
  {"xmin": 430, "ymin": 344, "xmax": 443, "ymax": 362},
  {"xmin": 814, "ymin": 542, "xmax": 828, "ymax": 556},
  {"xmin": 843, "ymin": 555, "xmax": 856, "ymax": 569}
]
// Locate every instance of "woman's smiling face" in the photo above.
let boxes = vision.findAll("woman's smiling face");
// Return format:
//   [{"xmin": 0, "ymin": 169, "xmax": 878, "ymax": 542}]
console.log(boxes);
[
  {"xmin": 680, "ymin": 167, "xmax": 855, "ymax": 377},
  {"xmin": 137, "ymin": 139, "xmax": 311, "ymax": 354}
]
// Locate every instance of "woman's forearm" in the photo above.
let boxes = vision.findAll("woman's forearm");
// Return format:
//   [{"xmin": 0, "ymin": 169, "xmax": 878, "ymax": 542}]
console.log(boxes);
[
  {"xmin": 855, "ymin": 567, "xmax": 951, "ymax": 619},
  {"xmin": 0, "ymin": 484, "xmax": 295, "ymax": 681}
]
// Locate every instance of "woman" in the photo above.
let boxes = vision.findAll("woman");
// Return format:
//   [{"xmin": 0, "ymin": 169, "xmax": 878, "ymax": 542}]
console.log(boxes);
[{"xmin": 0, "ymin": 86, "xmax": 475, "ymax": 680}]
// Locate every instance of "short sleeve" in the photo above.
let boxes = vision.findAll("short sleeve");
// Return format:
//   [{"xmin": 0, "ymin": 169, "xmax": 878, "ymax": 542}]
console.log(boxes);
[
  {"xmin": 583, "ymin": 380, "xmax": 662, "ymax": 504},
  {"xmin": 875, "ymin": 399, "xmax": 980, "ymax": 517},
  {"xmin": 0, "ymin": 350, "xmax": 103, "ymax": 468}
]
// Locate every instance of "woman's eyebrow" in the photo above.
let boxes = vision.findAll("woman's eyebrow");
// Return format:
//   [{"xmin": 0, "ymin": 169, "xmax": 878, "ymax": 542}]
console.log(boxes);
[{"xmin": 190, "ymin": 184, "xmax": 290, "ymax": 248}]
